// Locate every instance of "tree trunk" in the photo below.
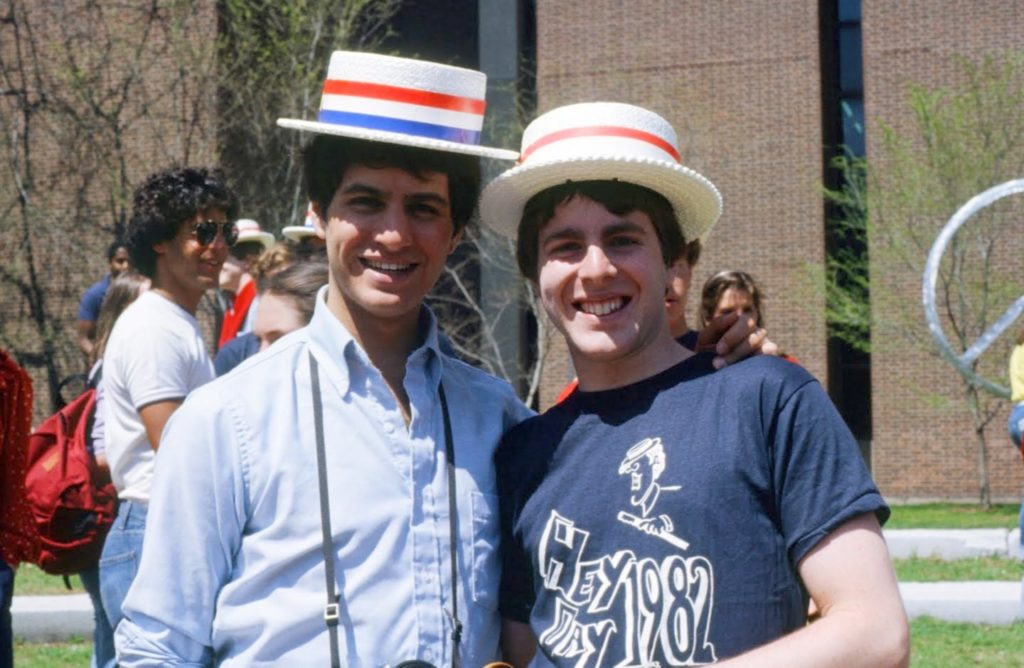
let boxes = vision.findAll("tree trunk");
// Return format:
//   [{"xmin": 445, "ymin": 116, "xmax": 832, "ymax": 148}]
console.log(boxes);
[{"xmin": 966, "ymin": 385, "xmax": 992, "ymax": 509}]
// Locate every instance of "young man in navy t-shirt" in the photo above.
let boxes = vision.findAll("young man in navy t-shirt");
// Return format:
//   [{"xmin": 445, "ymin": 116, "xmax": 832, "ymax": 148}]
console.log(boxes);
[{"xmin": 479, "ymin": 103, "xmax": 908, "ymax": 667}]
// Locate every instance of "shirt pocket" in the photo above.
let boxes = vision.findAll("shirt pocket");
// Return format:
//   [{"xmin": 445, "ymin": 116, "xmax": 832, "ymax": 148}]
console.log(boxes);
[{"xmin": 469, "ymin": 490, "xmax": 500, "ymax": 611}]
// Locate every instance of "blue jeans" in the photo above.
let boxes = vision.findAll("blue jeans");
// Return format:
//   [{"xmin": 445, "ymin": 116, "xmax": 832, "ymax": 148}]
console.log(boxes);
[
  {"xmin": 0, "ymin": 560, "xmax": 13, "ymax": 668},
  {"xmin": 99, "ymin": 500, "xmax": 147, "ymax": 638},
  {"xmin": 1012, "ymin": 403, "xmax": 1024, "ymax": 559},
  {"xmin": 80, "ymin": 565, "xmax": 115, "ymax": 668}
]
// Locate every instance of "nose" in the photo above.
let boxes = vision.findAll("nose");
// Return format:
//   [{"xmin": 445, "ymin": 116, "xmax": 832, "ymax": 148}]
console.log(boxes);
[
  {"xmin": 207, "ymin": 229, "xmax": 231, "ymax": 256},
  {"xmin": 375, "ymin": 205, "xmax": 413, "ymax": 249},
  {"xmin": 578, "ymin": 243, "xmax": 616, "ymax": 281}
]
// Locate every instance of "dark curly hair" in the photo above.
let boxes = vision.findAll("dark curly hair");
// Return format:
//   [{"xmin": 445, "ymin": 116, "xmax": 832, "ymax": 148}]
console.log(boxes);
[
  {"xmin": 302, "ymin": 135, "xmax": 481, "ymax": 236},
  {"xmin": 126, "ymin": 167, "xmax": 239, "ymax": 278}
]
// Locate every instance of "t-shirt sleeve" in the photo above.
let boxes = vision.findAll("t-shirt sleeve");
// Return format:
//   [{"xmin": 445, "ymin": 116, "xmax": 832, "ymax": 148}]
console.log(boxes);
[
  {"xmin": 78, "ymin": 282, "xmax": 105, "ymax": 321},
  {"xmin": 771, "ymin": 378, "xmax": 889, "ymax": 565},
  {"xmin": 121, "ymin": 327, "xmax": 199, "ymax": 409},
  {"xmin": 497, "ymin": 428, "xmax": 538, "ymax": 624}
]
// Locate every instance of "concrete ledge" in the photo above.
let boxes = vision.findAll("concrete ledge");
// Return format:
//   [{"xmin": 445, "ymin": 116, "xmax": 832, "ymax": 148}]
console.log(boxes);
[
  {"xmin": 885, "ymin": 528, "xmax": 1021, "ymax": 560},
  {"xmin": 900, "ymin": 580, "xmax": 1023, "ymax": 625},
  {"xmin": 11, "ymin": 594, "xmax": 93, "ymax": 641}
]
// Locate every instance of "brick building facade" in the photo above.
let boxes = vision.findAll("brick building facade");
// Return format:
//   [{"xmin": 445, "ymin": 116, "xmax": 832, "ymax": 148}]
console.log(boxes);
[
  {"xmin": 0, "ymin": 1, "xmax": 219, "ymax": 417},
  {"xmin": 531, "ymin": 0, "xmax": 1024, "ymax": 501},
  {"xmin": 2, "ymin": 0, "xmax": 1020, "ymax": 501},
  {"xmin": 861, "ymin": 1, "xmax": 1023, "ymax": 500}
]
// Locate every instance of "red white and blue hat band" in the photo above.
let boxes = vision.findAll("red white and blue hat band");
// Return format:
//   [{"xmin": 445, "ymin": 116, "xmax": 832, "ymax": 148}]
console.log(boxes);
[
  {"xmin": 278, "ymin": 51, "xmax": 516, "ymax": 159},
  {"xmin": 317, "ymin": 79, "xmax": 486, "ymax": 146}
]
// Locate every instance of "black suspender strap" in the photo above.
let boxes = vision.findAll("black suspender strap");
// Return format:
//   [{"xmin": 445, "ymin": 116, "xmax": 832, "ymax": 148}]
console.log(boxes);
[
  {"xmin": 309, "ymin": 352, "xmax": 462, "ymax": 668},
  {"xmin": 438, "ymin": 384, "xmax": 462, "ymax": 668},
  {"xmin": 309, "ymin": 354, "xmax": 342, "ymax": 668}
]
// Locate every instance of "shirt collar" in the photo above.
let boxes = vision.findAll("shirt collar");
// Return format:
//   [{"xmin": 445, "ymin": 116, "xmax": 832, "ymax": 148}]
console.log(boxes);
[{"xmin": 306, "ymin": 286, "xmax": 444, "ymax": 398}]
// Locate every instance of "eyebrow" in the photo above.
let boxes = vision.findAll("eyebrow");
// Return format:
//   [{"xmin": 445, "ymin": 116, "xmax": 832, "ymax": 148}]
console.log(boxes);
[
  {"xmin": 340, "ymin": 183, "xmax": 384, "ymax": 197},
  {"xmin": 340, "ymin": 183, "xmax": 450, "ymax": 208},
  {"xmin": 540, "ymin": 219, "xmax": 647, "ymax": 245},
  {"xmin": 405, "ymin": 192, "xmax": 450, "ymax": 208}
]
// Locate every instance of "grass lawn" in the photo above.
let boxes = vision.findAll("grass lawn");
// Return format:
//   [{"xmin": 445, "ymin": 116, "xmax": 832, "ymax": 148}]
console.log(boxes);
[
  {"xmin": 12, "ymin": 564, "xmax": 83, "ymax": 596},
  {"xmin": 12, "ymin": 619, "xmax": 1024, "ymax": 665},
  {"xmin": 894, "ymin": 555, "xmax": 1023, "ymax": 581},
  {"xmin": 911, "ymin": 617, "xmax": 1024, "ymax": 666},
  {"xmin": 14, "ymin": 638, "xmax": 91, "ymax": 667},
  {"xmin": 887, "ymin": 503, "xmax": 1019, "ymax": 529}
]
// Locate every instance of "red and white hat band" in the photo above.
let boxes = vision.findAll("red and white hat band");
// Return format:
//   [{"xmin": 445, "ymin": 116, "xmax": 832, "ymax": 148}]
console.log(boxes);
[
  {"xmin": 516, "ymin": 102, "xmax": 683, "ymax": 166},
  {"xmin": 317, "ymin": 52, "xmax": 486, "ymax": 146},
  {"xmin": 519, "ymin": 125, "xmax": 681, "ymax": 164}
]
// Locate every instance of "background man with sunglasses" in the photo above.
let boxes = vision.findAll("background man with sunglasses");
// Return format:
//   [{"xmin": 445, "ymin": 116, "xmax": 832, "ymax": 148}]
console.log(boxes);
[{"xmin": 99, "ymin": 166, "xmax": 239, "ymax": 641}]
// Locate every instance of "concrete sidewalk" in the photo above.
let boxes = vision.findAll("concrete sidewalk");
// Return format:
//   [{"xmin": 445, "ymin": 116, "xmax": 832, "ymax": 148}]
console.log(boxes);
[
  {"xmin": 12, "ymin": 529, "xmax": 1024, "ymax": 642},
  {"xmin": 885, "ymin": 528, "xmax": 1022, "ymax": 560}
]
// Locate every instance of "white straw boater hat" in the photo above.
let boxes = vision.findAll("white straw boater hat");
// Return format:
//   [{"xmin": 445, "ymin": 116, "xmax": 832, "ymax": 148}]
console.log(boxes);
[
  {"xmin": 277, "ymin": 51, "xmax": 517, "ymax": 161},
  {"xmin": 234, "ymin": 219, "xmax": 274, "ymax": 249},
  {"xmin": 282, "ymin": 204, "xmax": 319, "ymax": 242},
  {"xmin": 480, "ymin": 102, "xmax": 722, "ymax": 242}
]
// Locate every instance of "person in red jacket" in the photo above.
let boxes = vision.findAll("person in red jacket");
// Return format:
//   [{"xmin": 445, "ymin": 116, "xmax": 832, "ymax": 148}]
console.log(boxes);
[
  {"xmin": 0, "ymin": 349, "xmax": 35, "ymax": 668},
  {"xmin": 217, "ymin": 219, "xmax": 274, "ymax": 348}
]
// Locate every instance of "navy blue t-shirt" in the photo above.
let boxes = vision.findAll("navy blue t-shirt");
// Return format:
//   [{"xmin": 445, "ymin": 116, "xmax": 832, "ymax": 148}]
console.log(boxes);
[
  {"xmin": 78, "ymin": 275, "xmax": 111, "ymax": 321},
  {"xmin": 497, "ymin": 353, "xmax": 887, "ymax": 666}
]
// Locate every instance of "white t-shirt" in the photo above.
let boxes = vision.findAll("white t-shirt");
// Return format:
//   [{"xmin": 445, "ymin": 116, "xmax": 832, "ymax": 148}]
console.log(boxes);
[{"xmin": 102, "ymin": 291, "xmax": 215, "ymax": 502}]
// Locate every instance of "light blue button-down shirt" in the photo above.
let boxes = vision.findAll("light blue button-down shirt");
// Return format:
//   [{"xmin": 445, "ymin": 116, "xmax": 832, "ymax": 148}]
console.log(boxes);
[{"xmin": 115, "ymin": 291, "xmax": 533, "ymax": 666}]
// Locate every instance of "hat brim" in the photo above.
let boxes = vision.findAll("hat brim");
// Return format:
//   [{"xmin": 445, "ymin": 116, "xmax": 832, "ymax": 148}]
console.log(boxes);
[
  {"xmin": 236, "ymin": 231, "xmax": 275, "ymax": 249},
  {"xmin": 282, "ymin": 226, "xmax": 318, "ymax": 242},
  {"xmin": 277, "ymin": 118, "xmax": 519, "ymax": 161},
  {"xmin": 479, "ymin": 156, "xmax": 722, "ymax": 243}
]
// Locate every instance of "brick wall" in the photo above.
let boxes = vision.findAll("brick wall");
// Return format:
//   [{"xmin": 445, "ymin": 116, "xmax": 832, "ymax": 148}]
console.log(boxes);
[
  {"xmin": 0, "ymin": 0, "xmax": 219, "ymax": 420},
  {"xmin": 534, "ymin": 0, "xmax": 828, "ymax": 407},
  {"xmin": 862, "ymin": 0, "xmax": 1024, "ymax": 500},
  {"xmin": 532, "ymin": 0, "xmax": 1024, "ymax": 502}
]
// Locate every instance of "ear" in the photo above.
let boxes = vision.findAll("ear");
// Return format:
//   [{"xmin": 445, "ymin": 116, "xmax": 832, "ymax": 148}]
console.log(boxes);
[
  {"xmin": 310, "ymin": 203, "xmax": 327, "ymax": 240},
  {"xmin": 152, "ymin": 241, "xmax": 167, "ymax": 256},
  {"xmin": 447, "ymin": 226, "xmax": 464, "ymax": 255}
]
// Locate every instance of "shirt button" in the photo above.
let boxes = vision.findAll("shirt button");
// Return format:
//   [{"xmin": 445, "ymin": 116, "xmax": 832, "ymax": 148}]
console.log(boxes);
[{"xmin": 384, "ymin": 422, "xmax": 395, "ymax": 433}]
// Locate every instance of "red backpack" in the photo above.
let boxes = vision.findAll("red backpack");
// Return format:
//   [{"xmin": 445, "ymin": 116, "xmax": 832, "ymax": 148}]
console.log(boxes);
[{"xmin": 23, "ymin": 385, "xmax": 118, "ymax": 575}]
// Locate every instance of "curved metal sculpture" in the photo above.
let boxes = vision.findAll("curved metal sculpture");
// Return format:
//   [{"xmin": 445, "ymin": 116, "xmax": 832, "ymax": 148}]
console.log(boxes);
[{"xmin": 923, "ymin": 179, "xmax": 1024, "ymax": 399}]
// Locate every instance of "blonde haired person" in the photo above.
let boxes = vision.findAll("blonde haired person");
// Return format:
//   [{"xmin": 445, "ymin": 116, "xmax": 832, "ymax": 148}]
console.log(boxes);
[{"xmin": 1009, "ymin": 327, "xmax": 1024, "ymax": 560}]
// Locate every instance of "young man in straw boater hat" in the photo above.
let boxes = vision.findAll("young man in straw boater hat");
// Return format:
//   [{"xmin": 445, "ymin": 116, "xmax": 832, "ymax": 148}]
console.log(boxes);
[
  {"xmin": 114, "ymin": 51, "xmax": 533, "ymax": 667},
  {"xmin": 481, "ymin": 103, "xmax": 908, "ymax": 666}
]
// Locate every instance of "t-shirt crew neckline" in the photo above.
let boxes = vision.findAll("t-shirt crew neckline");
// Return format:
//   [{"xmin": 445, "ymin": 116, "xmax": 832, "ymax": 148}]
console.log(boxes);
[{"xmin": 568, "ymin": 351, "xmax": 717, "ymax": 412}]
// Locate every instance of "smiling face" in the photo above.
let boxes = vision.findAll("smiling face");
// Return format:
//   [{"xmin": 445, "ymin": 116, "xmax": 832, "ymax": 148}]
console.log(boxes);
[
  {"xmin": 152, "ymin": 208, "xmax": 229, "ymax": 312},
  {"xmin": 320, "ymin": 164, "xmax": 460, "ymax": 336},
  {"xmin": 535, "ymin": 196, "xmax": 684, "ymax": 387}
]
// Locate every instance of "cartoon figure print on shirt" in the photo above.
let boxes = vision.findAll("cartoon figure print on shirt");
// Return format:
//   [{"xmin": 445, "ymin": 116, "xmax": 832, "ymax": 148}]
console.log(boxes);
[
  {"xmin": 536, "ymin": 436, "xmax": 717, "ymax": 667},
  {"xmin": 616, "ymin": 438, "xmax": 688, "ymax": 550}
]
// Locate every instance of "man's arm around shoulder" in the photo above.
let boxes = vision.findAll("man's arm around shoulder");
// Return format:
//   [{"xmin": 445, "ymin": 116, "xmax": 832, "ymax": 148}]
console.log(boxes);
[{"xmin": 719, "ymin": 512, "xmax": 909, "ymax": 668}]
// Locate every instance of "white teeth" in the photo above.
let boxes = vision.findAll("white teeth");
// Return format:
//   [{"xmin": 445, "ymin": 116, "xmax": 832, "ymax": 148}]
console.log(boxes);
[
  {"xmin": 366, "ymin": 260, "xmax": 411, "ymax": 272},
  {"xmin": 579, "ymin": 298, "xmax": 624, "ymax": 316}
]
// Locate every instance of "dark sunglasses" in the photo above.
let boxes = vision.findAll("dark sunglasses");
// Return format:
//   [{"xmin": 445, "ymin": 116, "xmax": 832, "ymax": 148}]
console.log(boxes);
[{"xmin": 191, "ymin": 220, "xmax": 239, "ymax": 247}]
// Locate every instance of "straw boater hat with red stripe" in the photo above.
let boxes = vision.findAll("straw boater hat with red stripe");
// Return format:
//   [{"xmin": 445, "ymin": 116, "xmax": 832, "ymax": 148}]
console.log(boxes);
[
  {"xmin": 234, "ymin": 219, "xmax": 275, "ymax": 249},
  {"xmin": 480, "ymin": 102, "xmax": 722, "ymax": 243},
  {"xmin": 282, "ymin": 205, "xmax": 319, "ymax": 242},
  {"xmin": 277, "ymin": 51, "xmax": 517, "ymax": 161}
]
